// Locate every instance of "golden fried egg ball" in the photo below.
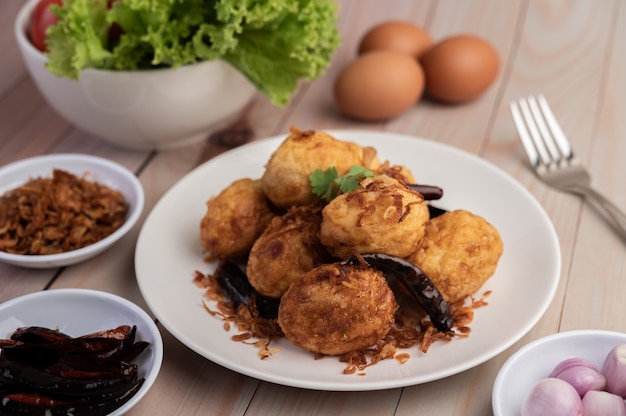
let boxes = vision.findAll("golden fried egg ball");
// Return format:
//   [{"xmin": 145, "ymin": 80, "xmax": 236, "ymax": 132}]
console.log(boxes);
[
  {"xmin": 246, "ymin": 205, "xmax": 332, "ymax": 299},
  {"xmin": 373, "ymin": 161, "xmax": 415, "ymax": 184},
  {"xmin": 278, "ymin": 262, "xmax": 397, "ymax": 356},
  {"xmin": 261, "ymin": 127, "xmax": 378, "ymax": 209},
  {"xmin": 407, "ymin": 209, "xmax": 503, "ymax": 303},
  {"xmin": 200, "ymin": 178, "xmax": 275, "ymax": 260},
  {"xmin": 319, "ymin": 175, "xmax": 429, "ymax": 259}
]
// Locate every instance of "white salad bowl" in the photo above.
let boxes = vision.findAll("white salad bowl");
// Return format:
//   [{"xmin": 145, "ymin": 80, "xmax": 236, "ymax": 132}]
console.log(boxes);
[
  {"xmin": 0, "ymin": 153, "xmax": 144, "ymax": 268},
  {"xmin": 492, "ymin": 329, "xmax": 626, "ymax": 416},
  {"xmin": 0, "ymin": 288, "xmax": 163, "ymax": 416},
  {"xmin": 14, "ymin": 0, "xmax": 257, "ymax": 151}
]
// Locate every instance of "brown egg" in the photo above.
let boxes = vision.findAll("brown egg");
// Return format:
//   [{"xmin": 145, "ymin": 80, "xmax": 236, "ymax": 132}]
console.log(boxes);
[
  {"xmin": 358, "ymin": 21, "xmax": 434, "ymax": 59},
  {"xmin": 420, "ymin": 35, "xmax": 499, "ymax": 104},
  {"xmin": 334, "ymin": 50, "xmax": 424, "ymax": 121}
]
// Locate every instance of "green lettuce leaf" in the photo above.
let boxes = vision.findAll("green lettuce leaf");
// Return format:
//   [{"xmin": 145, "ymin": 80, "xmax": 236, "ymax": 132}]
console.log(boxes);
[
  {"xmin": 46, "ymin": 0, "xmax": 112, "ymax": 78},
  {"xmin": 45, "ymin": 0, "xmax": 340, "ymax": 106}
]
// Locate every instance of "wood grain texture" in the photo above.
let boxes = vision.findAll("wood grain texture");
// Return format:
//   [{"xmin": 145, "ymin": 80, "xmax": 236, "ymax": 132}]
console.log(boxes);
[
  {"xmin": 0, "ymin": 0, "xmax": 624, "ymax": 414},
  {"xmin": 0, "ymin": 1, "xmax": 27, "ymax": 99}
]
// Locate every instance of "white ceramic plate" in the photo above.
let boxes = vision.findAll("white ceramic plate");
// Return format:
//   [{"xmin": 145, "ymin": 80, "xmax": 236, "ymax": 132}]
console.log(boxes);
[
  {"xmin": 135, "ymin": 130, "xmax": 561, "ymax": 391},
  {"xmin": 0, "ymin": 288, "xmax": 163, "ymax": 415},
  {"xmin": 492, "ymin": 330, "xmax": 626, "ymax": 416},
  {"xmin": 0, "ymin": 154, "xmax": 144, "ymax": 268}
]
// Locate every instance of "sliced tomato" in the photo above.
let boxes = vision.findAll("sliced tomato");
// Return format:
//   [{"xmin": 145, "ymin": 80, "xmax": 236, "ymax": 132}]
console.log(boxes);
[{"xmin": 30, "ymin": 0, "xmax": 62, "ymax": 52}]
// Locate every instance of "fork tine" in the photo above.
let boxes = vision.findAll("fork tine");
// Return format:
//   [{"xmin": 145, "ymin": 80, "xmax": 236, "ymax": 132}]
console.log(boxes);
[
  {"xmin": 510, "ymin": 100, "xmax": 539, "ymax": 167},
  {"xmin": 516, "ymin": 97, "xmax": 553, "ymax": 166},
  {"xmin": 536, "ymin": 95, "xmax": 574, "ymax": 159},
  {"xmin": 527, "ymin": 96, "xmax": 562, "ymax": 163}
]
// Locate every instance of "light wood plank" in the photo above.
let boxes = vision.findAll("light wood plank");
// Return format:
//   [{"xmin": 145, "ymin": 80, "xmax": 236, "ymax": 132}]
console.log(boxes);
[
  {"xmin": 559, "ymin": 0, "xmax": 626, "ymax": 332},
  {"xmin": 485, "ymin": 0, "xmax": 617, "ymax": 319},
  {"xmin": 0, "ymin": 76, "xmax": 71, "ymax": 164},
  {"xmin": 127, "ymin": 330, "xmax": 259, "ymax": 416},
  {"xmin": 480, "ymin": 0, "xmax": 622, "ymax": 414},
  {"xmin": 0, "ymin": 265, "xmax": 57, "ymax": 303},
  {"xmin": 0, "ymin": 1, "xmax": 28, "ymax": 98},
  {"xmin": 246, "ymin": 385, "xmax": 401, "ymax": 416},
  {"xmin": 387, "ymin": 0, "xmax": 524, "ymax": 154}
]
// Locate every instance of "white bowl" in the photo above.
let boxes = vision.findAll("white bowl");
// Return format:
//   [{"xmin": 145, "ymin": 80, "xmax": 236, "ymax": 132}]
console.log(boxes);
[
  {"xmin": 14, "ymin": 0, "xmax": 257, "ymax": 151},
  {"xmin": 0, "ymin": 154, "xmax": 144, "ymax": 268},
  {"xmin": 492, "ymin": 329, "xmax": 626, "ymax": 416},
  {"xmin": 0, "ymin": 288, "xmax": 163, "ymax": 416}
]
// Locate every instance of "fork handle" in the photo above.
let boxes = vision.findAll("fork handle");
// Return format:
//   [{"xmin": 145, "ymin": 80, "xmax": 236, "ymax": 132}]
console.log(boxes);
[{"xmin": 573, "ymin": 185, "xmax": 626, "ymax": 242}]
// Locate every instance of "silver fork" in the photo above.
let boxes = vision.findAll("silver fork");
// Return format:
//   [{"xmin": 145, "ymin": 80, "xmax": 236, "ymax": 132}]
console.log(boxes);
[{"xmin": 510, "ymin": 95, "xmax": 626, "ymax": 242}]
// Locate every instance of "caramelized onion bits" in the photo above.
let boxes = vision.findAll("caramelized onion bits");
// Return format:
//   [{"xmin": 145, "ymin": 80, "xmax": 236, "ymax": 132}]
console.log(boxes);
[
  {"xmin": 0, "ymin": 325, "xmax": 149, "ymax": 415},
  {"xmin": 0, "ymin": 169, "xmax": 128, "ymax": 255},
  {"xmin": 195, "ymin": 262, "xmax": 482, "ymax": 372},
  {"xmin": 345, "ymin": 253, "xmax": 453, "ymax": 333}
]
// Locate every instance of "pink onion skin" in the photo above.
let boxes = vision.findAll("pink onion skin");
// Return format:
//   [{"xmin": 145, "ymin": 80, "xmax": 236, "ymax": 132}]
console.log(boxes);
[
  {"xmin": 602, "ymin": 344, "xmax": 626, "ymax": 397},
  {"xmin": 582, "ymin": 390, "xmax": 626, "ymax": 416},
  {"xmin": 549, "ymin": 357, "xmax": 598, "ymax": 378},
  {"xmin": 521, "ymin": 378, "xmax": 583, "ymax": 416},
  {"xmin": 554, "ymin": 365, "xmax": 606, "ymax": 397}
]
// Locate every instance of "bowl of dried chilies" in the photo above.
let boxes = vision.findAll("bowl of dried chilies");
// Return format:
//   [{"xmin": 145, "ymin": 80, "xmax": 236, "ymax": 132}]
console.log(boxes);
[{"xmin": 0, "ymin": 288, "xmax": 163, "ymax": 415}]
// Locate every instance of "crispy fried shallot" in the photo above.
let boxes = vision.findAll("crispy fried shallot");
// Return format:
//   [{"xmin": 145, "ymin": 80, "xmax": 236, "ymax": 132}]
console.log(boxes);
[{"xmin": 0, "ymin": 169, "xmax": 128, "ymax": 255}]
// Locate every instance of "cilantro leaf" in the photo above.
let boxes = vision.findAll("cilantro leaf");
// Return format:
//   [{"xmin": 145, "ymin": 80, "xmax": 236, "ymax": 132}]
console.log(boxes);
[
  {"xmin": 310, "ymin": 166, "xmax": 338, "ymax": 200},
  {"xmin": 338, "ymin": 166, "xmax": 374, "ymax": 194},
  {"xmin": 310, "ymin": 166, "xmax": 374, "ymax": 201}
]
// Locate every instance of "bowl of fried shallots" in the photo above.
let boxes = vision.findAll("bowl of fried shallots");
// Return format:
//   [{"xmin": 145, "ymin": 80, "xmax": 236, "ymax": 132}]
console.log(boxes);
[{"xmin": 0, "ymin": 154, "xmax": 144, "ymax": 268}]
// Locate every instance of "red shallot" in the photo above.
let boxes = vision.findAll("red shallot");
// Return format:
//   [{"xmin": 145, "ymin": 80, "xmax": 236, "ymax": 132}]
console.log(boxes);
[
  {"xmin": 581, "ymin": 390, "xmax": 626, "ymax": 416},
  {"xmin": 521, "ymin": 378, "xmax": 583, "ymax": 416},
  {"xmin": 602, "ymin": 344, "xmax": 626, "ymax": 397},
  {"xmin": 552, "ymin": 364, "xmax": 606, "ymax": 397},
  {"xmin": 548, "ymin": 357, "xmax": 597, "ymax": 378}
]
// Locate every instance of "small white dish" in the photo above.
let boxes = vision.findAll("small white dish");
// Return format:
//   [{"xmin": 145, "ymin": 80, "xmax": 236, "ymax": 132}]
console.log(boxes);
[
  {"xmin": 0, "ymin": 288, "xmax": 163, "ymax": 416},
  {"xmin": 492, "ymin": 329, "xmax": 626, "ymax": 416},
  {"xmin": 0, "ymin": 154, "xmax": 144, "ymax": 268}
]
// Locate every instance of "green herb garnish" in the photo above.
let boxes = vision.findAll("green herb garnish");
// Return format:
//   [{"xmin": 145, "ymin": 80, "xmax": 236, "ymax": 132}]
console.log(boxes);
[{"xmin": 310, "ymin": 166, "xmax": 374, "ymax": 201}]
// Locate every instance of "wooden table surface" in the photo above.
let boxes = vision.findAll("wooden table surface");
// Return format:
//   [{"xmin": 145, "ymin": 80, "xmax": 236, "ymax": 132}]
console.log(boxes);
[{"xmin": 2, "ymin": 0, "xmax": 625, "ymax": 414}]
